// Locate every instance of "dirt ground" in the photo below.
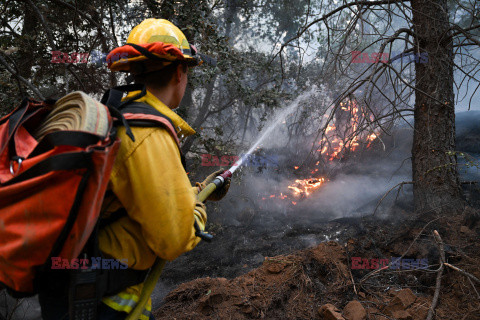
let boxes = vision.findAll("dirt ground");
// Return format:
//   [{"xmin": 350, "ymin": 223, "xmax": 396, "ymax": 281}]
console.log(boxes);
[{"xmin": 154, "ymin": 206, "xmax": 480, "ymax": 319}]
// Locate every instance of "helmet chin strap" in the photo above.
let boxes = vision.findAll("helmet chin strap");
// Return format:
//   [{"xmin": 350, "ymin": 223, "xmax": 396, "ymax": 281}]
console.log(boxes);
[{"xmin": 126, "ymin": 74, "xmax": 135, "ymax": 84}]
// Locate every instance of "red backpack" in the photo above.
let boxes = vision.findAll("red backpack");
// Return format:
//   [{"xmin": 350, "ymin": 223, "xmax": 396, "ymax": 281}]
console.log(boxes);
[{"xmin": 0, "ymin": 84, "xmax": 180, "ymax": 297}]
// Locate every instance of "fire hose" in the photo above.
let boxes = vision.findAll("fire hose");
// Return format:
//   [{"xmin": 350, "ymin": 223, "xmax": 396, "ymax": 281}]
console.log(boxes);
[{"xmin": 126, "ymin": 170, "xmax": 233, "ymax": 320}]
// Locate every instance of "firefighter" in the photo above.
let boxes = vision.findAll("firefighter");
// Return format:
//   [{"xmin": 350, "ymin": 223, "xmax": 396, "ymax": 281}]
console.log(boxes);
[{"xmin": 39, "ymin": 18, "xmax": 229, "ymax": 320}]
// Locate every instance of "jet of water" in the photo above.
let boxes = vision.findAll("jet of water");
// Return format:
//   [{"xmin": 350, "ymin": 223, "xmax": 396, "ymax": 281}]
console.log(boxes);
[{"xmin": 229, "ymin": 88, "xmax": 318, "ymax": 174}]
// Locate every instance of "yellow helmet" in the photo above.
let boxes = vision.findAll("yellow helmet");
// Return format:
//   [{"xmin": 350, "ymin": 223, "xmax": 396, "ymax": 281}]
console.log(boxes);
[{"xmin": 107, "ymin": 19, "xmax": 215, "ymax": 74}]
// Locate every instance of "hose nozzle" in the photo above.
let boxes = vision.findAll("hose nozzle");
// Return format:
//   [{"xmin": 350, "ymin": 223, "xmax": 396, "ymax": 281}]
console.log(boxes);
[{"xmin": 212, "ymin": 170, "xmax": 232, "ymax": 186}]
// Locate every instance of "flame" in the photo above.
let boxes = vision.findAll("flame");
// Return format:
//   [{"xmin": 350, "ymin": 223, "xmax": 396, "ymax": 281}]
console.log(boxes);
[
  {"xmin": 288, "ymin": 178, "xmax": 326, "ymax": 196},
  {"xmin": 325, "ymin": 123, "xmax": 336, "ymax": 133},
  {"xmin": 260, "ymin": 98, "xmax": 379, "ymax": 206},
  {"xmin": 261, "ymin": 177, "xmax": 328, "ymax": 205},
  {"xmin": 287, "ymin": 185, "xmax": 303, "ymax": 194},
  {"xmin": 319, "ymin": 99, "xmax": 379, "ymax": 161},
  {"xmin": 366, "ymin": 133, "xmax": 377, "ymax": 148}
]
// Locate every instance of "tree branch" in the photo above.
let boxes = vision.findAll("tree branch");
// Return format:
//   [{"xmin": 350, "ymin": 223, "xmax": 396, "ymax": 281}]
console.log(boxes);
[
  {"xmin": 273, "ymin": 0, "xmax": 411, "ymax": 60},
  {"xmin": 450, "ymin": 24, "xmax": 480, "ymax": 47},
  {"xmin": 0, "ymin": 53, "xmax": 45, "ymax": 100},
  {"xmin": 426, "ymin": 230, "xmax": 445, "ymax": 320},
  {"xmin": 444, "ymin": 262, "xmax": 480, "ymax": 284}
]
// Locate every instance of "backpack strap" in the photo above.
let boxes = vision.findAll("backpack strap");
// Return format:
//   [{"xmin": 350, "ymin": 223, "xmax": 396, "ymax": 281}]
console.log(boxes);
[
  {"xmin": 119, "ymin": 102, "xmax": 180, "ymax": 147},
  {"xmin": 100, "ymin": 84, "xmax": 181, "ymax": 146},
  {"xmin": 100, "ymin": 84, "xmax": 150, "ymax": 142}
]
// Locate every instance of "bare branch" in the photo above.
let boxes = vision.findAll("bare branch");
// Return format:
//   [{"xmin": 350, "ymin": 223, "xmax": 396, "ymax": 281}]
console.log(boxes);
[
  {"xmin": 0, "ymin": 53, "xmax": 45, "ymax": 100},
  {"xmin": 426, "ymin": 230, "xmax": 445, "ymax": 320},
  {"xmin": 450, "ymin": 24, "xmax": 480, "ymax": 47},
  {"xmin": 444, "ymin": 262, "xmax": 480, "ymax": 284},
  {"xmin": 273, "ymin": 0, "xmax": 411, "ymax": 61},
  {"xmin": 373, "ymin": 181, "xmax": 414, "ymax": 215}
]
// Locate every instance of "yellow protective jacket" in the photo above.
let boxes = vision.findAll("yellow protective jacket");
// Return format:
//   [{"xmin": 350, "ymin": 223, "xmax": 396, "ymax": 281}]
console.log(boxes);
[{"xmin": 98, "ymin": 90, "xmax": 205, "ymax": 319}]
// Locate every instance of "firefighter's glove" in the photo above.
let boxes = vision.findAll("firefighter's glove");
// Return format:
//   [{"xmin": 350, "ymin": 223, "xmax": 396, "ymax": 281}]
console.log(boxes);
[{"xmin": 196, "ymin": 169, "xmax": 231, "ymax": 201}]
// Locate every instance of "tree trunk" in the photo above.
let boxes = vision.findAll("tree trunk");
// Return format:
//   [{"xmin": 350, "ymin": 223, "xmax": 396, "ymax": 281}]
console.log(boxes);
[{"xmin": 411, "ymin": 0, "xmax": 463, "ymax": 213}]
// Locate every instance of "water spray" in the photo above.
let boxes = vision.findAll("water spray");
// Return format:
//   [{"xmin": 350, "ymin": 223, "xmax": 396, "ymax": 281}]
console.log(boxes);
[
  {"xmin": 196, "ymin": 89, "xmax": 315, "ymax": 201},
  {"xmin": 195, "ymin": 102, "xmax": 298, "ymax": 201}
]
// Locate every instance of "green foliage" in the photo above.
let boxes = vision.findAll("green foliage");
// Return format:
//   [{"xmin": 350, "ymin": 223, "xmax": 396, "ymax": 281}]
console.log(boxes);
[{"xmin": 447, "ymin": 150, "xmax": 480, "ymax": 172}]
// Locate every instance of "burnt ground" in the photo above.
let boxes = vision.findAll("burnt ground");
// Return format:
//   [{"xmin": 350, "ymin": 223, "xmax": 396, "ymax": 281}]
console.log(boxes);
[
  {"xmin": 150, "ymin": 179, "xmax": 409, "ymax": 306},
  {"xmin": 152, "ymin": 211, "xmax": 367, "ymax": 303},
  {"xmin": 154, "ymin": 202, "xmax": 480, "ymax": 320}
]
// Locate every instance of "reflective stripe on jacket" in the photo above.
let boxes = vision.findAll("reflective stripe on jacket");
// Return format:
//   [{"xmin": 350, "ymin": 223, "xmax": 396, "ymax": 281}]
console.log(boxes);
[{"xmin": 102, "ymin": 291, "xmax": 151, "ymax": 320}]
